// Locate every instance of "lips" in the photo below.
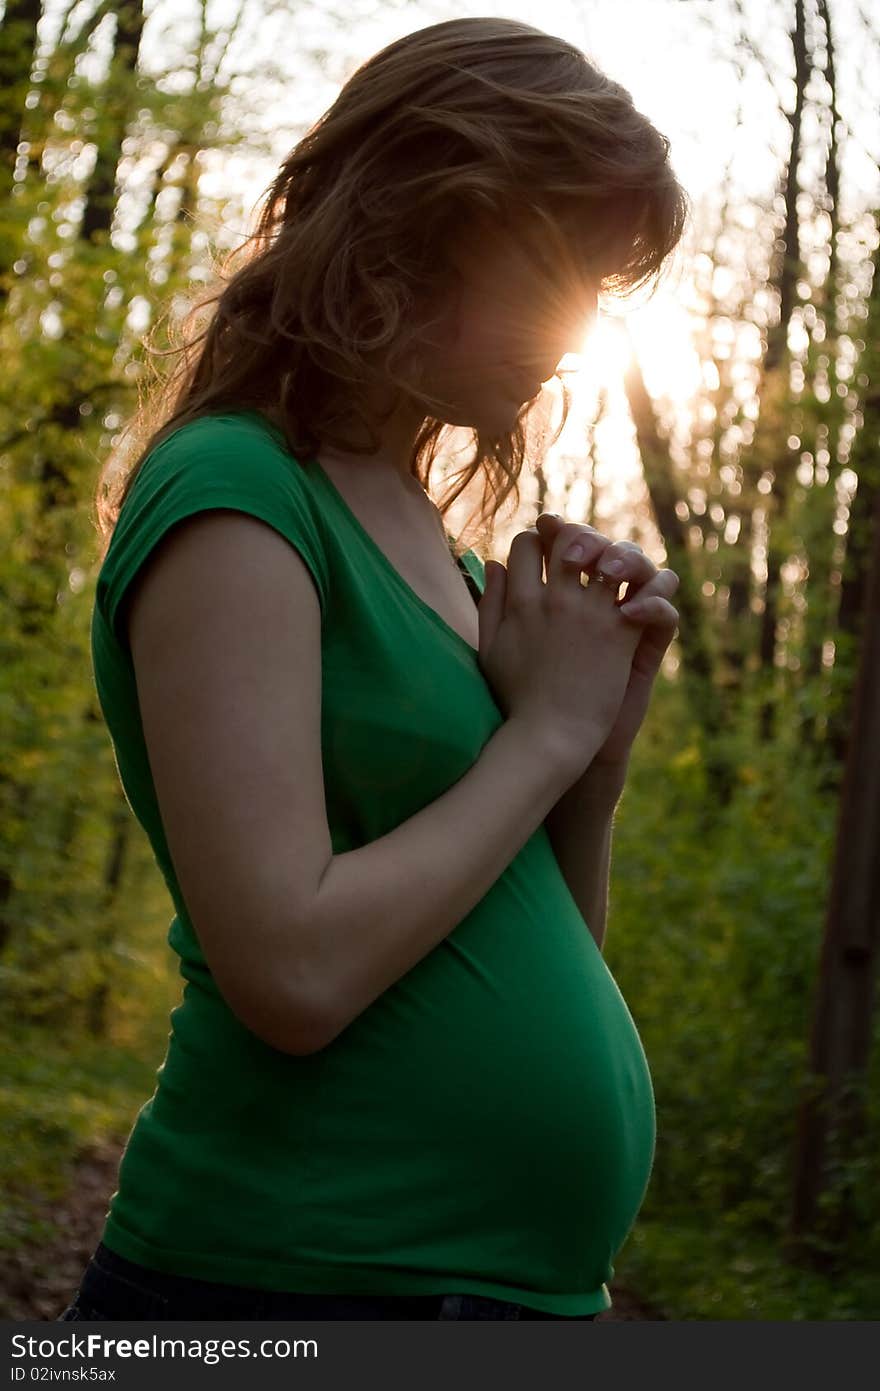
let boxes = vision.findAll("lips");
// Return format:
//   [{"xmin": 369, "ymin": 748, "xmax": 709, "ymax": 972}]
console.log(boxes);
[
  {"xmin": 512, "ymin": 364, "xmax": 556, "ymax": 392},
  {"xmin": 500, "ymin": 360, "xmax": 556, "ymax": 400}
]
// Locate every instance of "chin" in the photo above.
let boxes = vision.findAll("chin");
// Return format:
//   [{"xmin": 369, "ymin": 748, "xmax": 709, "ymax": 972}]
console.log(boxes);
[
  {"xmin": 501, "ymin": 391, "xmax": 536, "ymax": 422},
  {"xmin": 437, "ymin": 390, "xmax": 533, "ymax": 437},
  {"xmin": 469, "ymin": 395, "xmax": 531, "ymax": 431}
]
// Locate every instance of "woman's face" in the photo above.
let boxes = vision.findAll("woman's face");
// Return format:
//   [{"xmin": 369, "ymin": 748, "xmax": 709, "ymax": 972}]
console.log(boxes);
[{"xmin": 418, "ymin": 214, "xmax": 599, "ymax": 435}]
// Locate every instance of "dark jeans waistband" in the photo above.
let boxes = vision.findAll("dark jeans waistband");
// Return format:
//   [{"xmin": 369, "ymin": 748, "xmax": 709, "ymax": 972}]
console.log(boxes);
[{"xmin": 57, "ymin": 1241, "xmax": 596, "ymax": 1321}]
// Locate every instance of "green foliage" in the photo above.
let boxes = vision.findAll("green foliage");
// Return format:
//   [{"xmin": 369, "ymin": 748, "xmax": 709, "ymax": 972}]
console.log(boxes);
[
  {"xmin": 604, "ymin": 676, "xmax": 880, "ymax": 1317},
  {"xmin": 615, "ymin": 1214, "xmax": 880, "ymax": 1320},
  {"xmin": 0, "ymin": 1013, "xmax": 172, "ymax": 1251}
]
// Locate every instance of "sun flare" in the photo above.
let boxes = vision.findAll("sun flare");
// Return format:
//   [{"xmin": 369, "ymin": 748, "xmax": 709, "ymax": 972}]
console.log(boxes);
[{"xmin": 555, "ymin": 300, "xmax": 700, "ymax": 411}]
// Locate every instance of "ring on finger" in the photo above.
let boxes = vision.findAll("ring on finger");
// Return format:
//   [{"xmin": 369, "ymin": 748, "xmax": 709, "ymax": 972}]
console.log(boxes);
[{"xmin": 588, "ymin": 569, "xmax": 620, "ymax": 590}]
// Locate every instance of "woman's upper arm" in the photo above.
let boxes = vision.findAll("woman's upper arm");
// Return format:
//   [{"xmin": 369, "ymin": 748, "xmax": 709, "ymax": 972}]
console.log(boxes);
[{"xmin": 125, "ymin": 507, "xmax": 332, "ymax": 1056}]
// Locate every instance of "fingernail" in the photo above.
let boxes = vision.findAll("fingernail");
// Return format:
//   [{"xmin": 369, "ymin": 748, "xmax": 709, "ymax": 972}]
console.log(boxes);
[
  {"xmin": 562, "ymin": 541, "xmax": 585, "ymax": 562},
  {"xmin": 619, "ymin": 601, "xmax": 642, "ymax": 617},
  {"xmin": 600, "ymin": 558, "xmax": 624, "ymax": 576}
]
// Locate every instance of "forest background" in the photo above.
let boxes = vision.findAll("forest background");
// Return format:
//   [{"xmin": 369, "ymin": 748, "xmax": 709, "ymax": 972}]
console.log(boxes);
[{"xmin": 1, "ymin": 0, "xmax": 879, "ymax": 1320}]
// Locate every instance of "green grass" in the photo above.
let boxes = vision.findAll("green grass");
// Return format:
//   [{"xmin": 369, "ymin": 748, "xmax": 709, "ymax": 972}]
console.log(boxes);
[
  {"xmin": 614, "ymin": 1215, "xmax": 880, "ymax": 1320},
  {"xmin": 0, "ymin": 1019, "xmax": 169, "ymax": 1251}
]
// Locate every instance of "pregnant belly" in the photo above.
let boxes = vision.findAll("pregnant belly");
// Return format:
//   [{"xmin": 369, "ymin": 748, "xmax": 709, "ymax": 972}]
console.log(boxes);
[{"xmin": 306, "ymin": 884, "xmax": 656, "ymax": 1290}]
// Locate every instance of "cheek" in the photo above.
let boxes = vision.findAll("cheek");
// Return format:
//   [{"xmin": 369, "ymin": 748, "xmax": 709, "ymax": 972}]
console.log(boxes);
[
  {"xmin": 437, "ymin": 277, "xmax": 511, "ymax": 362},
  {"xmin": 424, "ymin": 280, "xmax": 533, "ymax": 396},
  {"xmin": 447, "ymin": 308, "xmax": 514, "ymax": 378}
]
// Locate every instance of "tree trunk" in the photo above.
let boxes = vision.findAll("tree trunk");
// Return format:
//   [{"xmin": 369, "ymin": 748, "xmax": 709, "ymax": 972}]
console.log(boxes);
[
  {"xmin": 622, "ymin": 328, "xmax": 734, "ymax": 808},
  {"xmin": 80, "ymin": 0, "xmax": 145, "ymax": 246},
  {"xmin": 787, "ymin": 479, "xmax": 880, "ymax": 1263},
  {"xmin": 0, "ymin": 0, "xmax": 42, "ymax": 310},
  {"xmin": 756, "ymin": 0, "xmax": 810, "ymax": 742},
  {"xmin": 821, "ymin": 235, "xmax": 880, "ymax": 774},
  {"xmin": 791, "ymin": 0, "xmax": 846, "ymax": 726}
]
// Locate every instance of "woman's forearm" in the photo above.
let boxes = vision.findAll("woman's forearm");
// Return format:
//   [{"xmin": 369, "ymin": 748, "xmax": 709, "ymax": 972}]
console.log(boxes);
[
  {"xmin": 543, "ymin": 760, "xmax": 628, "ymax": 952},
  {"xmin": 296, "ymin": 717, "xmax": 596, "ymax": 1051}
]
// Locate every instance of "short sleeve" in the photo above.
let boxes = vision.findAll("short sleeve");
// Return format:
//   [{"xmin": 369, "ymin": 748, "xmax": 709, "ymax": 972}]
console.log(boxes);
[{"xmin": 96, "ymin": 414, "xmax": 330, "ymax": 653}]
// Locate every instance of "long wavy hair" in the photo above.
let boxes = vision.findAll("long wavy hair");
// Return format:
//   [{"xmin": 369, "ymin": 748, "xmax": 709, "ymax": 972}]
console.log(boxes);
[{"xmin": 94, "ymin": 16, "xmax": 690, "ymax": 562}]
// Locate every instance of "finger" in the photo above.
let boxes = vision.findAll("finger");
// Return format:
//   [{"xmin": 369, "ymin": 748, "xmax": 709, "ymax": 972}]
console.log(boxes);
[
  {"xmin": 535, "ymin": 516, "xmax": 638, "ymax": 596},
  {"xmin": 478, "ymin": 558, "xmax": 507, "ymax": 663},
  {"xmin": 545, "ymin": 523, "xmax": 611, "ymax": 594},
  {"xmin": 505, "ymin": 527, "xmax": 548, "ymax": 607},
  {"xmin": 535, "ymin": 514, "xmax": 607, "ymax": 562},
  {"xmin": 533, "ymin": 518, "xmax": 666, "ymax": 608},
  {"xmin": 533, "ymin": 513, "xmax": 567, "ymax": 570},
  {"xmin": 595, "ymin": 541, "xmax": 657, "ymax": 591},
  {"xmin": 618, "ymin": 595, "xmax": 680, "ymax": 631},
  {"xmin": 616, "ymin": 568, "xmax": 680, "ymax": 607}
]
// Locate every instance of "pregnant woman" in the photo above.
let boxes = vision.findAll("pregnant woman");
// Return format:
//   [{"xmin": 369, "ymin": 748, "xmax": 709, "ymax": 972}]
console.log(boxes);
[{"xmin": 60, "ymin": 16, "xmax": 686, "ymax": 1321}]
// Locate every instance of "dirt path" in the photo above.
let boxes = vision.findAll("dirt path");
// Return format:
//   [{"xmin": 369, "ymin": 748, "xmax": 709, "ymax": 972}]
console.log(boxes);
[{"xmin": 3, "ymin": 1138, "xmax": 664, "ymax": 1320}]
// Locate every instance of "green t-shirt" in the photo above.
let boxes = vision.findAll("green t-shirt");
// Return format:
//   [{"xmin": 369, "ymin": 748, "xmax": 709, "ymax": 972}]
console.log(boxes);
[{"xmin": 92, "ymin": 408, "xmax": 655, "ymax": 1316}]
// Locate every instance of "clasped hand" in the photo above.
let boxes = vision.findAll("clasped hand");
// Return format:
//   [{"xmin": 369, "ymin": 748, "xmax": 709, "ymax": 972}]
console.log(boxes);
[{"xmin": 483, "ymin": 513, "xmax": 680, "ymax": 768}]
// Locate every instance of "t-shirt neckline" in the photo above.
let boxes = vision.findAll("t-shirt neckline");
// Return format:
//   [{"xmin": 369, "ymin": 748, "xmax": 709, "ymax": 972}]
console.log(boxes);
[{"xmin": 237, "ymin": 410, "xmax": 480, "ymax": 660}]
